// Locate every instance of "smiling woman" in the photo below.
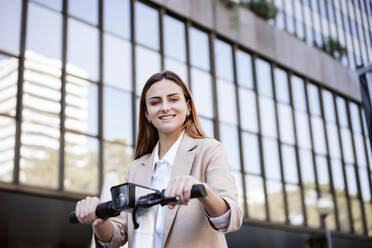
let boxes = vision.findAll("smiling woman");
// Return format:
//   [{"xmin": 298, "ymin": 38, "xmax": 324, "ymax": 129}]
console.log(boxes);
[{"xmin": 74, "ymin": 71, "xmax": 243, "ymax": 248}]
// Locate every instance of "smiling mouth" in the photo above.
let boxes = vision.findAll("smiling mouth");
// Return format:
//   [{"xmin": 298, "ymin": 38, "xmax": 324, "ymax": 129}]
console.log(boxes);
[{"xmin": 159, "ymin": 115, "xmax": 176, "ymax": 120}]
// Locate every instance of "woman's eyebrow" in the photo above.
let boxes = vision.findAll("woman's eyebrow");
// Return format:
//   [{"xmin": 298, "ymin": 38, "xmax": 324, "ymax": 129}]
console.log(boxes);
[{"xmin": 148, "ymin": 93, "xmax": 180, "ymax": 100}]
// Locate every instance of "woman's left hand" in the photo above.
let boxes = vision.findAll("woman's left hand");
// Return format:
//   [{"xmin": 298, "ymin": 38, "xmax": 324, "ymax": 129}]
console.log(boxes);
[{"xmin": 164, "ymin": 175, "xmax": 205, "ymax": 209}]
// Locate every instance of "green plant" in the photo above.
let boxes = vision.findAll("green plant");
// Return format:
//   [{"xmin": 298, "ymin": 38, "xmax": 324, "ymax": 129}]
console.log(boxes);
[
  {"xmin": 220, "ymin": 0, "xmax": 238, "ymax": 8},
  {"xmin": 314, "ymin": 37, "xmax": 347, "ymax": 60},
  {"xmin": 243, "ymin": 0, "xmax": 278, "ymax": 21}
]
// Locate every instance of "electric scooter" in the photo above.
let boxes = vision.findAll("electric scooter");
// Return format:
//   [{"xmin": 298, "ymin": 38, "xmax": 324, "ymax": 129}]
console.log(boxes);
[{"xmin": 69, "ymin": 183, "xmax": 207, "ymax": 248}]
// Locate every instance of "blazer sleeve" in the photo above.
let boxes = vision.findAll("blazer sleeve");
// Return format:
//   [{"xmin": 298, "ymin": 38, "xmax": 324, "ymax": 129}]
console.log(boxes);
[{"xmin": 202, "ymin": 139, "xmax": 243, "ymax": 233}]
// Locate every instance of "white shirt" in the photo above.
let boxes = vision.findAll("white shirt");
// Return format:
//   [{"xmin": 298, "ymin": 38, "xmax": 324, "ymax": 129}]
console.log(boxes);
[{"xmin": 98, "ymin": 131, "xmax": 231, "ymax": 248}]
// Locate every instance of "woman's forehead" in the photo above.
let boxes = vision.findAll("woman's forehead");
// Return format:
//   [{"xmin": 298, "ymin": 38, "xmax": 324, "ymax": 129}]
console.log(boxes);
[{"xmin": 146, "ymin": 79, "xmax": 184, "ymax": 98}]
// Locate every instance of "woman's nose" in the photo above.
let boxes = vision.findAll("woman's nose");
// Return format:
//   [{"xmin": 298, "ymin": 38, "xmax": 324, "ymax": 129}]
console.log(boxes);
[{"xmin": 161, "ymin": 101, "xmax": 170, "ymax": 112}]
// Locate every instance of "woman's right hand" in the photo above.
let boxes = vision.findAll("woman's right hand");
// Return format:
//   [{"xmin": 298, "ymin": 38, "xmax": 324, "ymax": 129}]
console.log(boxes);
[{"xmin": 75, "ymin": 196, "xmax": 106, "ymax": 226}]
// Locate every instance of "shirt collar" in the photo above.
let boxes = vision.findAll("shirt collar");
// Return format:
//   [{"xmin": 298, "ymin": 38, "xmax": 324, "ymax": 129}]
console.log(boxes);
[{"xmin": 153, "ymin": 130, "xmax": 185, "ymax": 167}]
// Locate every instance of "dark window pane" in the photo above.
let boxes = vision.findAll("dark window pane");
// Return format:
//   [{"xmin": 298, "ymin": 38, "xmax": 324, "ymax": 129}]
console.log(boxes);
[
  {"xmin": 263, "ymin": 138, "xmax": 281, "ymax": 180},
  {"xmin": 135, "ymin": 46, "xmax": 160, "ymax": 94},
  {"xmin": 27, "ymin": 3, "xmax": 62, "ymax": 61},
  {"xmin": 267, "ymin": 180, "xmax": 285, "ymax": 222},
  {"xmin": 217, "ymin": 79, "xmax": 237, "ymax": 125},
  {"xmin": 256, "ymin": 59, "xmax": 272, "ymax": 97},
  {"xmin": 104, "ymin": 0, "xmax": 130, "ymax": 39},
  {"xmin": 189, "ymin": 27, "xmax": 209, "ymax": 71},
  {"xmin": 0, "ymin": 56, "xmax": 18, "ymax": 116},
  {"xmin": 236, "ymin": 50, "xmax": 253, "ymax": 89},
  {"xmin": 64, "ymin": 134, "xmax": 98, "ymax": 194},
  {"xmin": 135, "ymin": 2, "xmax": 159, "ymax": 50},
  {"xmin": 239, "ymin": 88, "xmax": 257, "ymax": 133},
  {"xmin": 104, "ymin": 87, "xmax": 132, "ymax": 145},
  {"xmin": 242, "ymin": 132, "xmax": 260, "ymax": 175},
  {"xmin": 69, "ymin": 0, "xmax": 98, "ymax": 25},
  {"xmin": 191, "ymin": 68, "xmax": 213, "ymax": 119},
  {"xmin": 104, "ymin": 34, "xmax": 131, "ymax": 91},
  {"xmin": 67, "ymin": 18, "xmax": 99, "ymax": 81},
  {"xmin": 0, "ymin": 0, "xmax": 21, "ymax": 54},
  {"xmin": 65, "ymin": 76, "xmax": 98, "ymax": 136},
  {"xmin": 0, "ymin": 116, "xmax": 15, "ymax": 182},
  {"xmin": 246, "ymin": 175, "xmax": 266, "ymax": 220},
  {"xmin": 214, "ymin": 40, "xmax": 233, "ymax": 82},
  {"xmin": 219, "ymin": 123, "xmax": 240, "ymax": 171},
  {"xmin": 164, "ymin": 15, "xmax": 186, "ymax": 62}
]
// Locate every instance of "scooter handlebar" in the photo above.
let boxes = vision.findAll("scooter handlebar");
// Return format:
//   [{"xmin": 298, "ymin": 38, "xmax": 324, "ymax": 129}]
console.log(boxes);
[{"xmin": 69, "ymin": 201, "xmax": 120, "ymax": 224}]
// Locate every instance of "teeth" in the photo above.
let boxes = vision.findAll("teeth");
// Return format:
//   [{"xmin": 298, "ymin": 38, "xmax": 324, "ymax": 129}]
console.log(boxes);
[{"xmin": 160, "ymin": 115, "xmax": 174, "ymax": 120}]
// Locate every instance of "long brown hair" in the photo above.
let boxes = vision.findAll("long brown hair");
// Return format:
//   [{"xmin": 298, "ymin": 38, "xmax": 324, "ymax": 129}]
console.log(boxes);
[{"xmin": 134, "ymin": 71, "xmax": 206, "ymax": 159}]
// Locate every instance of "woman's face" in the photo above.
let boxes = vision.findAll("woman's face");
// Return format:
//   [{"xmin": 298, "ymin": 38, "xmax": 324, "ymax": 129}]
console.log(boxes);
[{"xmin": 145, "ymin": 79, "xmax": 189, "ymax": 137}]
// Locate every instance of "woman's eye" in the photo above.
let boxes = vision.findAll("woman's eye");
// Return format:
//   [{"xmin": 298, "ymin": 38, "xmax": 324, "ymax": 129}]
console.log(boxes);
[
  {"xmin": 170, "ymin": 98, "xmax": 178, "ymax": 102},
  {"xmin": 150, "ymin": 102, "xmax": 160, "ymax": 105}
]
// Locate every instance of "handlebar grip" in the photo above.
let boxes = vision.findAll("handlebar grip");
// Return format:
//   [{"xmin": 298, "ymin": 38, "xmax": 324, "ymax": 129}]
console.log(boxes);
[
  {"xmin": 69, "ymin": 212, "xmax": 79, "ymax": 224},
  {"xmin": 190, "ymin": 184, "xmax": 207, "ymax": 198}
]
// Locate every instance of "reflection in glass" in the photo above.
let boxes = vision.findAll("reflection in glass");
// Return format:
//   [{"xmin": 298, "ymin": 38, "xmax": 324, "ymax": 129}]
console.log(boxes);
[
  {"xmin": 267, "ymin": 180, "xmax": 285, "ymax": 223},
  {"xmin": 307, "ymin": 83, "xmax": 321, "ymax": 116},
  {"xmin": 331, "ymin": 159, "xmax": 345, "ymax": 193},
  {"xmin": 311, "ymin": 116, "xmax": 326, "ymax": 155},
  {"xmin": 27, "ymin": 3, "xmax": 62, "ymax": 61},
  {"xmin": 274, "ymin": 68, "xmax": 289, "ymax": 104},
  {"xmin": 0, "ymin": 117, "xmax": 15, "ymax": 182},
  {"xmin": 135, "ymin": 2, "xmax": 159, "ymax": 50},
  {"xmin": 341, "ymin": 128, "xmax": 354, "ymax": 164},
  {"xmin": 104, "ymin": 87, "xmax": 132, "ymax": 145},
  {"xmin": 351, "ymin": 198, "xmax": 363, "ymax": 234},
  {"xmin": 316, "ymin": 155, "xmax": 329, "ymax": 191},
  {"xmin": 286, "ymin": 184, "xmax": 303, "ymax": 225},
  {"xmin": 345, "ymin": 164, "xmax": 357, "ymax": 197},
  {"xmin": 239, "ymin": 88, "xmax": 257, "ymax": 133},
  {"xmin": 214, "ymin": 40, "xmax": 233, "ymax": 82},
  {"xmin": 189, "ymin": 27, "xmax": 209, "ymax": 71},
  {"xmin": 199, "ymin": 117, "xmax": 214, "ymax": 138},
  {"xmin": 281, "ymin": 145, "xmax": 298, "ymax": 183},
  {"xmin": 278, "ymin": 103, "xmax": 294, "ymax": 145},
  {"xmin": 219, "ymin": 124, "xmax": 240, "ymax": 171},
  {"xmin": 259, "ymin": 97, "xmax": 277, "ymax": 138},
  {"xmin": 299, "ymin": 149, "xmax": 315, "ymax": 187},
  {"xmin": 326, "ymin": 123, "xmax": 340, "ymax": 159},
  {"xmin": 242, "ymin": 132, "xmax": 260, "ymax": 175},
  {"xmin": 291, "ymin": 75, "xmax": 307, "ymax": 112},
  {"xmin": 295, "ymin": 111, "xmax": 311, "ymax": 149},
  {"xmin": 337, "ymin": 194, "xmax": 351, "ymax": 232},
  {"xmin": 104, "ymin": 34, "xmax": 131, "ymax": 91},
  {"xmin": 263, "ymin": 138, "xmax": 281, "ymax": 180},
  {"xmin": 336, "ymin": 96, "xmax": 348, "ymax": 128},
  {"xmin": 246, "ymin": 175, "xmax": 266, "ymax": 220},
  {"xmin": 236, "ymin": 50, "xmax": 253, "ymax": 89},
  {"xmin": 165, "ymin": 58, "xmax": 187, "ymax": 86},
  {"xmin": 64, "ymin": 133, "xmax": 98, "ymax": 194},
  {"xmin": 104, "ymin": 142, "xmax": 132, "ymax": 183},
  {"xmin": 349, "ymin": 102, "xmax": 361, "ymax": 133},
  {"xmin": 65, "ymin": 76, "xmax": 98, "ymax": 136},
  {"xmin": 0, "ymin": 0, "xmax": 21, "ymax": 54},
  {"xmin": 217, "ymin": 79, "xmax": 237, "ymax": 125},
  {"xmin": 256, "ymin": 59, "xmax": 272, "ymax": 97},
  {"xmin": 304, "ymin": 187, "xmax": 320, "ymax": 227},
  {"xmin": 67, "ymin": 18, "xmax": 99, "ymax": 81},
  {"xmin": 0, "ymin": 56, "xmax": 18, "ymax": 116},
  {"xmin": 164, "ymin": 16, "xmax": 186, "ymax": 62},
  {"xmin": 135, "ymin": 46, "xmax": 160, "ymax": 94},
  {"xmin": 69, "ymin": 0, "xmax": 98, "ymax": 24},
  {"xmin": 322, "ymin": 89, "xmax": 336, "ymax": 123},
  {"xmin": 104, "ymin": 0, "xmax": 130, "ymax": 39},
  {"xmin": 191, "ymin": 68, "xmax": 213, "ymax": 118}
]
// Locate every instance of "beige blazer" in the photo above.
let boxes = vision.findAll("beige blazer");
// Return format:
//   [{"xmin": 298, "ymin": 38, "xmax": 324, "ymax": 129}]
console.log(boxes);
[{"xmin": 96, "ymin": 134, "xmax": 243, "ymax": 248}]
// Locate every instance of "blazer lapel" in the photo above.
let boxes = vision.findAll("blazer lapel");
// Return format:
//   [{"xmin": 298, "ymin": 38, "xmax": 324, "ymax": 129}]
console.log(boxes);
[
  {"xmin": 139, "ymin": 149, "xmax": 156, "ymax": 187},
  {"xmin": 161, "ymin": 134, "xmax": 198, "ymax": 247}
]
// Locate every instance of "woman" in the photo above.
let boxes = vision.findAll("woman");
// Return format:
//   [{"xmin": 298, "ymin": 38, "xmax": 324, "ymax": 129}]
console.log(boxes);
[{"xmin": 75, "ymin": 71, "xmax": 243, "ymax": 248}]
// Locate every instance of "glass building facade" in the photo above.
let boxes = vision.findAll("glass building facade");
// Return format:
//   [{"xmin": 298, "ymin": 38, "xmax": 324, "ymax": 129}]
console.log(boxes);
[{"xmin": 0, "ymin": 0, "xmax": 371, "ymax": 246}]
